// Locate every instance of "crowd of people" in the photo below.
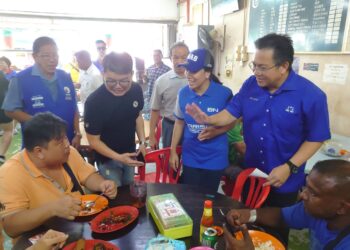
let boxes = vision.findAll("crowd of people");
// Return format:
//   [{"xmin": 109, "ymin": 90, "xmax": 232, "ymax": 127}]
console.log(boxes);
[{"xmin": 0, "ymin": 32, "xmax": 348, "ymax": 250}]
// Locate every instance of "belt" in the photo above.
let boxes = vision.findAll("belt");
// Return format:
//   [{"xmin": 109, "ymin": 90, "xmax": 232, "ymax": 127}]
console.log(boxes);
[{"xmin": 163, "ymin": 117, "xmax": 175, "ymax": 124}]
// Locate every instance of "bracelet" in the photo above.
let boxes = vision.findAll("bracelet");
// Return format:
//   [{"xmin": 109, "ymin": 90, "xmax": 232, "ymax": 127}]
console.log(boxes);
[{"xmin": 248, "ymin": 209, "xmax": 257, "ymax": 223}]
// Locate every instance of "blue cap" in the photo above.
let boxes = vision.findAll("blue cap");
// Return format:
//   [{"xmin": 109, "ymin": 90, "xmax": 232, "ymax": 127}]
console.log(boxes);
[{"xmin": 178, "ymin": 48, "xmax": 214, "ymax": 73}]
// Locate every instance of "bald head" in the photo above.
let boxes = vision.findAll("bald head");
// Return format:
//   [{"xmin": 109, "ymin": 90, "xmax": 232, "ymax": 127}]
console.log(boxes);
[
  {"xmin": 312, "ymin": 160, "xmax": 350, "ymax": 199},
  {"xmin": 75, "ymin": 50, "xmax": 92, "ymax": 71}
]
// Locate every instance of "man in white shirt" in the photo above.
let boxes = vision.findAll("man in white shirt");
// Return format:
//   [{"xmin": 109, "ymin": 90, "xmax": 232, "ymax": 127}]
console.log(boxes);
[{"xmin": 75, "ymin": 50, "xmax": 103, "ymax": 104}]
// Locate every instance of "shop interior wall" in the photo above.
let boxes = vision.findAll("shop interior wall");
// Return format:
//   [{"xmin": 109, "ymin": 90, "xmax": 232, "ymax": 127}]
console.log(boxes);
[{"xmin": 178, "ymin": 0, "xmax": 350, "ymax": 137}]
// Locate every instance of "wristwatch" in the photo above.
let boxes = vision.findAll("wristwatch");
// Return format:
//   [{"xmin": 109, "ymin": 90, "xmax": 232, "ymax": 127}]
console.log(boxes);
[
  {"xmin": 286, "ymin": 160, "xmax": 299, "ymax": 174},
  {"xmin": 248, "ymin": 209, "xmax": 257, "ymax": 223},
  {"xmin": 139, "ymin": 140, "xmax": 147, "ymax": 146}
]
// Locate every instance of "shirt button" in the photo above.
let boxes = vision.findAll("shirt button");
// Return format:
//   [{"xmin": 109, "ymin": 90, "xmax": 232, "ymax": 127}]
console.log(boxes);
[
  {"xmin": 199, "ymin": 101, "xmax": 202, "ymax": 104},
  {"xmin": 261, "ymin": 161, "xmax": 265, "ymax": 164},
  {"xmin": 260, "ymin": 137, "xmax": 264, "ymax": 141},
  {"xmin": 260, "ymin": 150, "xmax": 263, "ymax": 154},
  {"xmin": 270, "ymin": 95, "xmax": 273, "ymax": 98},
  {"xmin": 266, "ymin": 109, "xmax": 270, "ymax": 112},
  {"xmin": 263, "ymin": 123, "xmax": 267, "ymax": 127}
]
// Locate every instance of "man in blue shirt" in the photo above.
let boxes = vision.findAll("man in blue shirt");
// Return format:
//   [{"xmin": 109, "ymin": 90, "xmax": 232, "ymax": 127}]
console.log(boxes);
[
  {"xmin": 186, "ymin": 33, "xmax": 330, "ymax": 243},
  {"xmin": 2, "ymin": 37, "xmax": 81, "ymax": 148},
  {"xmin": 224, "ymin": 160, "xmax": 350, "ymax": 250}
]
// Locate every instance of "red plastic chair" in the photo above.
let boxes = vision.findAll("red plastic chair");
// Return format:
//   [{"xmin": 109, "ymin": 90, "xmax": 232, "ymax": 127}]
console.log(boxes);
[
  {"xmin": 137, "ymin": 146, "xmax": 182, "ymax": 183},
  {"xmin": 231, "ymin": 168, "xmax": 270, "ymax": 209}
]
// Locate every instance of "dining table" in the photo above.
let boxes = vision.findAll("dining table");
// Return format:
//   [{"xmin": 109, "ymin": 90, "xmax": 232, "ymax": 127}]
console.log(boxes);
[{"xmin": 14, "ymin": 183, "xmax": 244, "ymax": 250}]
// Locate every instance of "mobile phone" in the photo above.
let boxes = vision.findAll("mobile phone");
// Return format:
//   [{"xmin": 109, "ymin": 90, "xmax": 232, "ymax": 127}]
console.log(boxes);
[{"xmin": 136, "ymin": 151, "xmax": 145, "ymax": 163}]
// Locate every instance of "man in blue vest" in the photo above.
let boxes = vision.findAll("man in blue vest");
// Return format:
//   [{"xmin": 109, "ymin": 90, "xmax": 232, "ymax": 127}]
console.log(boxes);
[{"xmin": 2, "ymin": 36, "xmax": 81, "ymax": 148}]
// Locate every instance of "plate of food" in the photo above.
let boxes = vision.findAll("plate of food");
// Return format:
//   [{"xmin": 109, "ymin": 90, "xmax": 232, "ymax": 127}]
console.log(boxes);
[
  {"xmin": 322, "ymin": 141, "xmax": 349, "ymax": 157},
  {"xmin": 236, "ymin": 230, "xmax": 285, "ymax": 250},
  {"xmin": 63, "ymin": 239, "xmax": 119, "ymax": 250},
  {"xmin": 79, "ymin": 194, "xmax": 108, "ymax": 217},
  {"xmin": 90, "ymin": 206, "xmax": 139, "ymax": 233}
]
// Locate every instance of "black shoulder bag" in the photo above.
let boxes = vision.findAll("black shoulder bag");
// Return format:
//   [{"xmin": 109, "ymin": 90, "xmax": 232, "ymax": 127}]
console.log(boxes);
[
  {"xmin": 324, "ymin": 225, "xmax": 350, "ymax": 250},
  {"xmin": 63, "ymin": 163, "xmax": 85, "ymax": 195}
]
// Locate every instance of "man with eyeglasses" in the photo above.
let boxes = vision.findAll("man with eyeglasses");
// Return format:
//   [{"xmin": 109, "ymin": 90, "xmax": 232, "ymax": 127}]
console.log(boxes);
[
  {"xmin": 93, "ymin": 40, "xmax": 107, "ymax": 73},
  {"xmin": 84, "ymin": 52, "xmax": 146, "ymax": 187},
  {"xmin": 2, "ymin": 36, "xmax": 81, "ymax": 148},
  {"xmin": 186, "ymin": 33, "xmax": 330, "ymax": 244}
]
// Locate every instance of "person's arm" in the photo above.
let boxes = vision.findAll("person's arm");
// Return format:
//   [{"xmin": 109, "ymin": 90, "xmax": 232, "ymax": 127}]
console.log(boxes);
[
  {"xmin": 135, "ymin": 112, "xmax": 147, "ymax": 155},
  {"xmin": 86, "ymin": 133, "xmax": 142, "ymax": 167},
  {"xmin": 26, "ymin": 230, "xmax": 68, "ymax": 250},
  {"xmin": 169, "ymin": 119, "xmax": 184, "ymax": 171},
  {"xmin": 185, "ymin": 103, "xmax": 237, "ymax": 126},
  {"xmin": 226, "ymin": 207, "xmax": 286, "ymax": 229},
  {"xmin": 71, "ymin": 110, "xmax": 81, "ymax": 149},
  {"xmin": 197, "ymin": 121, "xmax": 236, "ymax": 141},
  {"xmin": 2, "ymin": 196, "xmax": 81, "ymax": 237},
  {"xmin": 265, "ymin": 141, "xmax": 323, "ymax": 187},
  {"xmin": 83, "ymin": 173, "xmax": 117, "ymax": 199},
  {"xmin": 149, "ymin": 110, "xmax": 160, "ymax": 149},
  {"xmin": 5, "ymin": 110, "xmax": 31, "ymax": 122}
]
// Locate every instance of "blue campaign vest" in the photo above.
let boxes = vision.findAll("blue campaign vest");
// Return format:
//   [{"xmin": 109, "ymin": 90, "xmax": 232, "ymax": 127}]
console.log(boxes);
[{"xmin": 17, "ymin": 67, "xmax": 76, "ymax": 141}]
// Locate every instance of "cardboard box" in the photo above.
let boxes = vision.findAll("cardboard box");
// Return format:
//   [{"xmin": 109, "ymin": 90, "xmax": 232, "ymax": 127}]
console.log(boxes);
[{"xmin": 147, "ymin": 193, "xmax": 193, "ymax": 239}]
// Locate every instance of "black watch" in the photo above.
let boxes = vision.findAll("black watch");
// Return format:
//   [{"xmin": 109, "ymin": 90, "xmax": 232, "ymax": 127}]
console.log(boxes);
[{"xmin": 286, "ymin": 160, "xmax": 299, "ymax": 174}]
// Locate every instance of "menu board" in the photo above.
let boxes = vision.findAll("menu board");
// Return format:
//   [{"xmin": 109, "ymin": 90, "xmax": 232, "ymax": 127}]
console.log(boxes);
[{"xmin": 248, "ymin": 0, "xmax": 349, "ymax": 52}]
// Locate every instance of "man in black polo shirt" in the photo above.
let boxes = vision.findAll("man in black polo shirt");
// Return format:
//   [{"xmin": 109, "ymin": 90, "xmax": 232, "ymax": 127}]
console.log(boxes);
[{"xmin": 84, "ymin": 52, "xmax": 146, "ymax": 186}]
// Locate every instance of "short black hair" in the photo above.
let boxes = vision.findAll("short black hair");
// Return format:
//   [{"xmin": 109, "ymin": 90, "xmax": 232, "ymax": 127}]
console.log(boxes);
[
  {"xmin": 153, "ymin": 49, "xmax": 163, "ymax": 56},
  {"xmin": 254, "ymin": 33, "xmax": 294, "ymax": 71},
  {"xmin": 95, "ymin": 40, "xmax": 106, "ymax": 45},
  {"xmin": 32, "ymin": 36, "xmax": 57, "ymax": 54},
  {"xmin": 23, "ymin": 112, "xmax": 67, "ymax": 151},
  {"xmin": 103, "ymin": 52, "xmax": 133, "ymax": 74},
  {"xmin": 169, "ymin": 42, "xmax": 189, "ymax": 57},
  {"xmin": 0, "ymin": 56, "xmax": 11, "ymax": 67},
  {"xmin": 75, "ymin": 50, "xmax": 91, "ymax": 61},
  {"xmin": 312, "ymin": 159, "xmax": 350, "ymax": 198}
]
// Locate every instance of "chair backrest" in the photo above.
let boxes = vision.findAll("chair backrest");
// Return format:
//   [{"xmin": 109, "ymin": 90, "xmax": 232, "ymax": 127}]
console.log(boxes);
[
  {"xmin": 142, "ymin": 146, "xmax": 182, "ymax": 183},
  {"xmin": 231, "ymin": 168, "xmax": 270, "ymax": 209}
]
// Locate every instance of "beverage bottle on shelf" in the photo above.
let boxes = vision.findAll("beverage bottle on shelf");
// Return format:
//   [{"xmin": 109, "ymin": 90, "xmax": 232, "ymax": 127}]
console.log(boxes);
[{"xmin": 199, "ymin": 200, "xmax": 214, "ymax": 242}]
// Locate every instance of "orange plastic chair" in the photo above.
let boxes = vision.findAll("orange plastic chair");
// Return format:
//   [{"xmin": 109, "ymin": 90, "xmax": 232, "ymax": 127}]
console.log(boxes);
[
  {"xmin": 137, "ymin": 146, "xmax": 182, "ymax": 183},
  {"xmin": 231, "ymin": 168, "xmax": 270, "ymax": 209}
]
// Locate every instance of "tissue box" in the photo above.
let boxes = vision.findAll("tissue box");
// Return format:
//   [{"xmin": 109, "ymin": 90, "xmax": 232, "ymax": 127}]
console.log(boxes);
[{"xmin": 147, "ymin": 193, "xmax": 193, "ymax": 239}]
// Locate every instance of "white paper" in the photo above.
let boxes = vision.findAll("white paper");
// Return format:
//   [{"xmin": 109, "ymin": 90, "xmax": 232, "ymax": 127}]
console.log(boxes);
[
  {"xmin": 323, "ymin": 64, "xmax": 348, "ymax": 85},
  {"xmin": 249, "ymin": 168, "xmax": 269, "ymax": 178}
]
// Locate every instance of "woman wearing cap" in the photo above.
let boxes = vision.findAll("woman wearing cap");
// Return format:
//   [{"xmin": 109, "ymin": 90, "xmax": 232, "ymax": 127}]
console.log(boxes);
[{"xmin": 169, "ymin": 48, "xmax": 234, "ymax": 193}]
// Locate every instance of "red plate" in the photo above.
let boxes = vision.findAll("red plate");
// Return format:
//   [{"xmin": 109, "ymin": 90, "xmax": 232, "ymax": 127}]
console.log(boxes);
[
  {"xmin": 90, "ymin": 206, "xmax": 139, "ymax": 233},
  {"xmin": 63, "ymin": 239, "xmax": 119, "ymax": 250}
]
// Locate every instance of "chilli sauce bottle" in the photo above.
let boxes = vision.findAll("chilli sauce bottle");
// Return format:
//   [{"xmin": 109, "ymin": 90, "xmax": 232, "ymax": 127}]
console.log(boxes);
[{"xmin": 199, "ymin": 200, "xmax": 214, "ymax": 242}]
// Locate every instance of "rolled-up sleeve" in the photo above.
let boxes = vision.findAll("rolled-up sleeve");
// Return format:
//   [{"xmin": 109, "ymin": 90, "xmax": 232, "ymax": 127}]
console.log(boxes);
[{"xmin": 2, "ymin": 77, "xmax": 23, "ymax": 111}]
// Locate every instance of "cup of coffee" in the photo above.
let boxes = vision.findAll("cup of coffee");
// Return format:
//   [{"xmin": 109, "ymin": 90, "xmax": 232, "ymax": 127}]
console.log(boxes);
[{"xmin": 130, "ymin": 180, "xmax": 147, "ymax": 208}]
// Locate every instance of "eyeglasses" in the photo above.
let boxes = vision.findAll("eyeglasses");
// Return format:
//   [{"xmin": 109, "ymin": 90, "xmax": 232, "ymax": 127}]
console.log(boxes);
[
  {"xmin": 97, "ymin": 47, "xmax": 106, "ymax": 51},
  {"xmin": 105, "ymin": 78, "xmax": 131, "ymax": 88},
  {"xmin": 37, "ymin": 53, "xmax": 59, "ymax": 60},
  {"xmin": 249, "ymin": 62, "xmax": 278, "ymax": 73}
]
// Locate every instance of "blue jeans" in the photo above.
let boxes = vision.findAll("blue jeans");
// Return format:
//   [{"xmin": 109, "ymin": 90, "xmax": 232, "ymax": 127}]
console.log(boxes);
[{"xmin": 98, "ymin": 160, "xmax": 135, "ymax": 187}]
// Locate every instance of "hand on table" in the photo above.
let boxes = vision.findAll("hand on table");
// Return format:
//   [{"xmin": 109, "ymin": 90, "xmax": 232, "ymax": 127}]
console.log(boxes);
[
  {"xmin": 27, "ymin": 229, "xmax": 68, "ymax": 250},
  {"xmin": 223, "ymin": 224, "xmax": 254, "ymax": 250},
  {"xmin": 51, "ymin": 195, "xmax": 81, "ymax": 220},
  {"xmin": 185, "ymin": 103, "xmax": 209, "ymax": 124},
  {"xmin": 264, "ymin": 164, "xmax": 290, "ymax": 188},
  {"xmin": 99, "ymin": 180, "xmax": 117, "ymax": 199}
]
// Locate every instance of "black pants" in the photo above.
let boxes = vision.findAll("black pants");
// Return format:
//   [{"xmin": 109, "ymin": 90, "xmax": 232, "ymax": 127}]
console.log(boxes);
[{"xmin": 263, "ymin": 190, "xmax": 299, "ymax": 247}]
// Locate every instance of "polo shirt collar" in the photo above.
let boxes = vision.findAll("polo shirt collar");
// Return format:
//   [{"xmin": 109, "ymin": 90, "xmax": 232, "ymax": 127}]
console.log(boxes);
[
  {"xmin": 168, "ymin": 70, "xmax": 186, "ymax": 79},
  {"xmin": 32, "ymin": 64, "xmax": 57, "ymax": 82},
  {"xmin": 21, "ymin": 149, "xmax": 45, "ymax": 178},
  {"xmin": 278, "ymin": 70, "xmax": 297, "ymax": 91}
]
